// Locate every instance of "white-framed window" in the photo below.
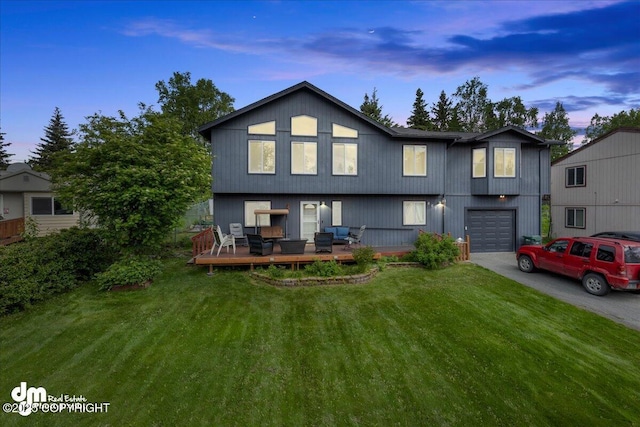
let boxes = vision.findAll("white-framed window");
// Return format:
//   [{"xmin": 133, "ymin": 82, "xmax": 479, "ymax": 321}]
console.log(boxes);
[
  {"xmin": 291, "ymin": 115, "xmax": 317, "ymax": 136},
  {"xmin": 566, "ymin": 166, "xmax": 586, "ymax": 187},
  {"xmin": 472, "ymin": 148, "xmax": 486, "ymax": 178},
  {"xmin": 494, "ymin": 148, "xmax": 516, "ymax": 177},
  {"xmin": 291, "ymin": 141, "xmax": 317, "ymax": 175},
  {"xmin": 248, "ymin": 121, "xmax": 276, "ymax": 135},
  {"xmin": 332, "ymin": 123, "xmax": 358, "ymax": 138},
  {"xmin": 403, "ymin": 145, "xmax": 427, "ymax": 176},
  {"xmin": 248, "ymin": 140, "xmax": 275, "ymax": 174},
  {"xmin": 332, "ymin": 143, "xmax": 358, "ymax": 175},
  {"xmin": 403, "ymin": 201, "xmax": 426, "ymax": 225},
  {"xmin": 566, "ymin": 207, "xmax": 585, "ymax": 228},
  {"xmin": 31, "ymin": 197, "xmax": 72, "ymax": 215},
  {"xmin": 332, "ymin": 201, "xmax": 342, "ymax": 226},
  {"xmin": 245, "ymin": 201, "xmax": 271, "ymax": 227}
]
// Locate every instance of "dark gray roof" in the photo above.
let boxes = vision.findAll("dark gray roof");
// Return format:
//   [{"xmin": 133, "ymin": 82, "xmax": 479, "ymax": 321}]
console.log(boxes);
[{"xmin": 198, "ymin": 81, "xmax": 556, "ymax": 145}]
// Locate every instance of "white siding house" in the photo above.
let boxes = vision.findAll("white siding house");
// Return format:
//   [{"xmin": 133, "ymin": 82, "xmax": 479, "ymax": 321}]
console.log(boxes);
[{"xmin": 550, "ymin": 128, "xmax": 640, "ymax": 237}]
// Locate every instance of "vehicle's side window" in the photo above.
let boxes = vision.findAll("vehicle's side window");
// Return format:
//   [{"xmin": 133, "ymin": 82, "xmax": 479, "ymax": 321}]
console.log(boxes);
[
  {"xmin": 569, "ymin": 242, "xmax": 593, "ymax": 258},
  {"xmin": 548, "ymin": 240, "xmax": 569, "ymax": 253},
  {"xmin": 625, "ymin": 246, "xmax": 640, "ymax": 263},
  {"xmin": 596, "ymin": 245, "xmax": 616, "ymax": 262}
]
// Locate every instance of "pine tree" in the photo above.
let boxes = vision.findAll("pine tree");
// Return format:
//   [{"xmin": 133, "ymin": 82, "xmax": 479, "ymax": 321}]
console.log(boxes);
[
  {"xmin": 30, "ymin": 107, "xmax": 74, "ymax": 172},
  {"xmin": 407, "ymin": 88, "xmax": 432, "ymax": 130},
  {"xmin": 0, "ymin": 129, "xmax": 13, "ymax": 168},
  {"xmin": 431, "ymin": 90, "xmax": 454, "ymax": 131},
  {"xmin": 360, "ymin": 88, "xmax": 396, "ymax": 127},
  {"xmin": 538, "ymin": 102, "xmax": 576, "ymax": 161}
]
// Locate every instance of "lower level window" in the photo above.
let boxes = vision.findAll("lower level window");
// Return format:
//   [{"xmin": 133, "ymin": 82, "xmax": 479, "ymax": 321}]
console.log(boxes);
[
  {"xmin": 565, "ymin": 207, "xmax": 585, "ymax": 228},
  {"xmin": 31, "ymin": 197, "xmax": 72, "ymax": 215},
  {"xmin": 403, "ymin": 201, "xmax": 426, "ymax": 225}
]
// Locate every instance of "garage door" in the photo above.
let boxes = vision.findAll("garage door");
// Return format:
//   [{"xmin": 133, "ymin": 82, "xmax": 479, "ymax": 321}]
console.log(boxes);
[{"xmin": 467, "ymin": 209, "xmax": 515, "ymax": 252}]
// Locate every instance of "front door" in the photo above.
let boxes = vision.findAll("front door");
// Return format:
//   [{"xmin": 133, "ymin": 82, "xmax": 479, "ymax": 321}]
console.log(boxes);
[{"xmin": 300, "ymin": 201, "xmax": 320, "ymax": 241}]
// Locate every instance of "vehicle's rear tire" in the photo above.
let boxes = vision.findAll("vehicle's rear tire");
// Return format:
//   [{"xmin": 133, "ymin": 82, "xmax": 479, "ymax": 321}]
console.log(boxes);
[
  {"xmin": 518, "ymin": 255, "xmax": 535, "ymax": 273},
  {"xmin": 582, "ymin": 273, "xmax": 611, "ymax": 296}
]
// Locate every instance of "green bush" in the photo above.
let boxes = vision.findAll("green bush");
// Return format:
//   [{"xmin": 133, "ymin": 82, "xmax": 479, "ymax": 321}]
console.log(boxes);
[
  {"xmin": 265, "ymin": 264, "xmax": 286, "ymax": 279},
  {"xmin": 411, "ymin": 233, "xmax": 459, "ymax": 270},
  {"xmin": 95, "ymin": 256, "xmax": 162, "ymax": 290},
  {"xmin": 0, "ymin": 227, "xmax": 115, "ymax": 315},
  {"xmin": 352, "ymin": 246, "xmax": 376, "ymax": 273},
  {"xmin": 304, "ymin": 259, "xmax": 344, "ymax": 277}
]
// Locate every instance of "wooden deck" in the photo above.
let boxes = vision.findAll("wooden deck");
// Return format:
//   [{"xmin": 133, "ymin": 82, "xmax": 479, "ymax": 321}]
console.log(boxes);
[{"xmin": 192, "ymin": 243, "xmax": 413, "ymax": 271}]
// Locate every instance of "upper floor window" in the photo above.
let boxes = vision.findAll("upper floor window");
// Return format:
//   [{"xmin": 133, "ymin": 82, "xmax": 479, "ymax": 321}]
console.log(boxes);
[
  {"xmin": 472, "ymin": 148, "xmax": 486, "ymax": 178},
  {"xmin": 403, "ymin": 201, "xmax": 426, "ymax": 225},
  {"xmin": 291, "ymin": 141, "xmax": 317, "ymax": 175},
  {"xmin": 403, "ymin": 145, "xmax": 427, "ymax": 176},
  {"xmin": 566, "ymin": 207, "xmax": 585, "ymax": 228},
  {"xmin": 332, "ymin": 123, "xmax": 358, "ymax": 138},
  {"xmin": 566, "ymin": 166, "xmax": 586, "ymax": 187},
  {"xmin": 248, "ymin": 140, "xmax": 275, "ymax": 174},
  {"xmin": 248, "ymin": 121, "xmax": 276, "ymax": 135},
  {"xmin": 333, "ymin": 143, "xmax": 358, "ymax": 175},
  {"xmin": 291, "ymin": 115, "xmax": 317, "ymax": 136},
  {"xmin": 494, "ymin": 148, "xmax": 516, "ymax": 177},
  {"xmin": 31, "ymin": 197, "xmax": 72, "ymax": 215}
]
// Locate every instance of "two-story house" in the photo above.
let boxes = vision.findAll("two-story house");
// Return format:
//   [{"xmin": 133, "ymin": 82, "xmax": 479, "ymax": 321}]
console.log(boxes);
[
  {"xmin": 550, "ymin": 127, "xmax": 639, "ymax": 237},
  {"xmin": 198, "ymin": 81, "xmax": 554, "ymax": 252}
]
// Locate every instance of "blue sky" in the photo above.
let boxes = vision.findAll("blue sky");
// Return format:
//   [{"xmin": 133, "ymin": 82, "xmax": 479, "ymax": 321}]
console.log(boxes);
[{"xmin": 1, "ymin": 0, "xmax": 639, "ymax": 162}]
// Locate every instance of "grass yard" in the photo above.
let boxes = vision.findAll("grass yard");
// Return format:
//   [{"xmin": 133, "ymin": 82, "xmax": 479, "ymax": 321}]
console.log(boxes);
[{"xmin": 1, "ymin": 259, "xmax": 639, "ymax": 426}]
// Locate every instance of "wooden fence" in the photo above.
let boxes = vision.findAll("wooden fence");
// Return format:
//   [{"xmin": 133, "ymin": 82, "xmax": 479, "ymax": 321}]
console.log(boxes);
[
  {"xmin": 191, "ymin": 226, "xmax": 214, "ymax": 257},
  {"xmin": 0, "ymin": 217, "xmax": 25, "ymax": 245}
]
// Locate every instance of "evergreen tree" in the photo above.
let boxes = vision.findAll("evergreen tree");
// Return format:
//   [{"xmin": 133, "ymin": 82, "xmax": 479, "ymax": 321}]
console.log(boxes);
[
  {"xmin": 538, "ymin": 102, "xmax": 576, "ymax": 161},
  {"xmin": 431, "ymin": 90, "xmax": 454, "ymax": 131},
  {"xmin": 30, "ymin": 107, "xmax": 74, "ymax": 172},
  {"xmin": 360, "ymin": 88, "xmax": 396, "ymax": 127},
  {"xmin": 0, "ymin": 129, "xmax": 12, "ymax": 169},
  {"xmin": 407, "ymin": 88, "xmax": 432, "ymax": 130}
]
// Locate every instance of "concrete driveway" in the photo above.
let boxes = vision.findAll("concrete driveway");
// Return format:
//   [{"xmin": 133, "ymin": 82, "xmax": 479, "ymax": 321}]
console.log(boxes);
[{"xmin": 470, "ymin": 252, "xmax": 640, "ymax": 331}]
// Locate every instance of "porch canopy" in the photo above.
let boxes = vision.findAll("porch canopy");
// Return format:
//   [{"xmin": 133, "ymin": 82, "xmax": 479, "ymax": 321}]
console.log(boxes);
[{"xmin": 254, "ymin": 208, "xmax": 289, "ymax": 237}]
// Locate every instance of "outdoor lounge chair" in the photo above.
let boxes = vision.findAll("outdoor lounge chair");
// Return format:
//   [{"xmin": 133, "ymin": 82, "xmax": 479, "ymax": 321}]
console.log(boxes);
[
  {"xmin": 211, "ymin": 225, "xmax": 236, "ymax": 257},
  {"xmin": 345, "ymin": 225, "xmax": 366, "ymax": 249},
  {"xmin": 229, "ymin": 223, "xmax": 248, "ymax": 246},
  {"xmin": 314, "ymin": 232, "xmax": 333, "ymax": 253},
  {"xmin": 247, "ymin": 233, "xmax": 274, "ymax": 256}
]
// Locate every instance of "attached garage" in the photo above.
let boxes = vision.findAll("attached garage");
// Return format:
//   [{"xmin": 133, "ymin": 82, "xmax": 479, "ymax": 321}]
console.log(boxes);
[{"xmin": 467, "ymin": 209, "xmax": 516, "ymax": 252}]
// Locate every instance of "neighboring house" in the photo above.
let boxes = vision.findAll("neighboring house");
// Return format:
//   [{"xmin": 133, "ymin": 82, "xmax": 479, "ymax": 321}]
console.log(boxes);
[
  {"xmin": 550, "ymin": 127, "xmax": 640, "ymax": 237},
  {"xmin": 0, "ymin": 163, "xmax": 80, "ymax": 237},
  {"xmin": 198, "ymin": 81, "xmax": 555, "ymax": 252}
]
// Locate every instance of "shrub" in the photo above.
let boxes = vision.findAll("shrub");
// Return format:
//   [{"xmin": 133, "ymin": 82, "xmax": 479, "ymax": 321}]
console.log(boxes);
[
  {"xmin": 95, "ymin": 256, "xmax": 162, "ymax": 291},
  {"xmin": 0, "ymin": 227, "xmax": 114, "ymax": 315},
  {"xmin": 411, "ymin": 233, "xmax": 460, "ymax": 269},
  {"xmin": 352, "ymin": 246, "xmax": 376, "ymax": 273},
  {"xmin": 304, "ymin": 259, "xmax": 344, "ymax": 277},
  {"xmin": 266, "ymin": 264, "xmax": 286, "ymax": 279}
]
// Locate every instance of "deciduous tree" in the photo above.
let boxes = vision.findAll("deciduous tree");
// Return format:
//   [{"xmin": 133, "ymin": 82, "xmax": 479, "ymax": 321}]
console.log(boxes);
[
  {"xmin": 155, "ymin": 71, "xmax": 235, "ymax": 143},
  {"xmin": 52, "ymin": 106, "xmax": 211, "ymax": 253},
  {"xmin": 453, "ymin": 77, "xmax": 491, "ymax": 133},
  {"xmin": 583, "ymin": 108, "xmax": 640, "ymax": 143},
  {"xmin": 488, "ymin": 96, "xmax": 538, "ymax": 130},
  {"xmin": 30, "ymin": 107, "xmax": 74, "ymax": 172}
]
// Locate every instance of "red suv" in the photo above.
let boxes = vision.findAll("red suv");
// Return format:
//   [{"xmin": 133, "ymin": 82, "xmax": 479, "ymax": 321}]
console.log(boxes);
[{"xmin": 516, "ymin": 237, "xmax": 640, "ymax": 296}]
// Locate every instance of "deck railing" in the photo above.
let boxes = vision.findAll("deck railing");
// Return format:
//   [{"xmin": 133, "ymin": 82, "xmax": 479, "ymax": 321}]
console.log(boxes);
[
  {"xmin": 0, "ymin": 217, "xmax": 25, "ymax": 239},
  {"xmin": 191, "ymin": 226, "xmax": 214, "ymax": 257}
]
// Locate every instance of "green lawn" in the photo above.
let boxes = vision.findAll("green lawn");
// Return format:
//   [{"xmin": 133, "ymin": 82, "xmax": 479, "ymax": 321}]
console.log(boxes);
[{"xmin": 1, "ymin": 260, "xmax": 639, "ymax": 426}]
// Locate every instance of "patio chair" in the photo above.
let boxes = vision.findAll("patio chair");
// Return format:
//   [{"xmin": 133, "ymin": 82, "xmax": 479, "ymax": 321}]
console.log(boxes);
[
  {"xmin": 210, "ymin": 225, "xmax": 236, "ymax": 257},
  {"xmin": 344, "ymin": 225, "xmax": 366, "ymax": 249},
  {"xmin": 246, "ymin": 233, "xmax": 274, "ymax": 256},
  {"xmin": 314, "ymin": 232, "xmax": 333, "ymax": 253},
  {"xmin": 229, "ymin": 223, "xmax": 248, "ymax": 246}
]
